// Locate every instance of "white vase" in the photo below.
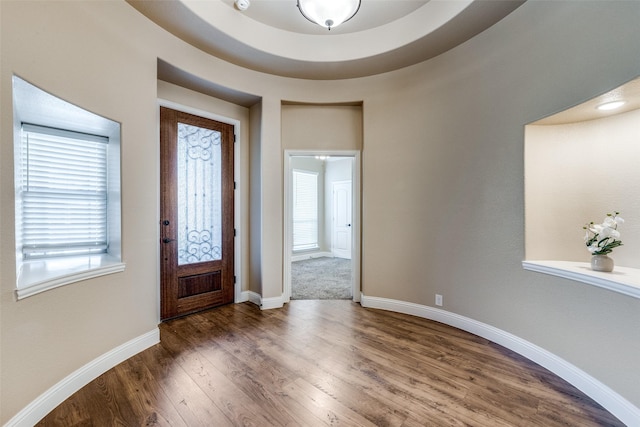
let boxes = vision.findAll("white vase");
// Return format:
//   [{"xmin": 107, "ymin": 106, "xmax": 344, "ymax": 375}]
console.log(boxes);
[{"xmin": 591, "ymin": 255, "xmax": 614, "ymax": 272}]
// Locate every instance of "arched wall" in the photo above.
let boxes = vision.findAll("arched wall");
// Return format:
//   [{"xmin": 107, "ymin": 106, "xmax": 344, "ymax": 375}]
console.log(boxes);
[{"xmin": 1, "ymin": 0, "xmax": 639, "ymax": 423}]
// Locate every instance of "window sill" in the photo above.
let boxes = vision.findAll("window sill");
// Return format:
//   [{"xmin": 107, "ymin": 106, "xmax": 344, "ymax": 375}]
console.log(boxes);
[
  {"xmin": 522, "ymin": 260, "xmax": 640, "ymax": 299},
  {"xmin": 16, "ymin": 255, "xmax": 125, "ymax": 300},
  {"xmin": 293, "ymin": 246, "xmax": 320, "ymax": 253}
]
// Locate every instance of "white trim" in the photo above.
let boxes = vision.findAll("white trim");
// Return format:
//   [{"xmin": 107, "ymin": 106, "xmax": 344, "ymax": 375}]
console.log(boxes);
[
  {"xmin": 5, "ymin": 328, "xmax": 159, "ymax": 427},
  {"xmin": 16, "ymin": 260, "xmax": 126, "ymax": 300},
  {"xmin": 283, "ymin": 150, "xmax": 361, "ymax": 303},
  {"xmin": 157, "ymin": 99, "xmax": 244, "ymax": 309},
  {"xmin": 351, "ymin": 156, "xmax": 361, "ymax": 303},
  {"xmin": 157, "ymin": 99, "xmax": 241, "ymax": 133},
  {"xmin": 155, "ymin": 102, "xmax": 162, "ymax": 323},
  {"xmin": 233, "ymin": 117, "xmax": 243, "ymax": 304},
  {"xmin": 260, "ymin": 295, "xmax": 285, "ymax": 310},
  {"xmin": 236, "ymin": 290, "xmax": 250, "ymax": 303},
  {"xmin": 247, "ymin": 290, "xmax": 262, "ymax": 307},
  {"xmin": 523, "ymin": 260, "xmax": 640, "ymax": 299},
  {"xmin": 291, "ymin": 251, "xmax": 333, "ymax": 262},
  {"xmin": 283, "ymin": 155, "xmax": 293, "ymax": 303},
  {"xmin": 359, "ymin": 295, "xmax": 640, "ymax": 426},
  {"xmin": 246, "ymin": 291, "xmax": 285, "ymax": 310}
]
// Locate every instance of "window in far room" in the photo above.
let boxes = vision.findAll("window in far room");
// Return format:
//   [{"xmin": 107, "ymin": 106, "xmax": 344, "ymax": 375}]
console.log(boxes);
[
  {"xmin": 292, "ymin": 169, "xmax": 319, "ymax": 251},
  {"xmin": 12, "ymin": 76, "xmax": 124, "ymax": 299}
]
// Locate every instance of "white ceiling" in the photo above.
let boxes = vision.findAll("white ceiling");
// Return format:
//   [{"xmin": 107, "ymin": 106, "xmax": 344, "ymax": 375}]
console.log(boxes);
[
  {"xmin": 228, "ymin": 0, "xmax": 429, "ymax": 34},
  {"xmin": 127, "ymin": 0, "xmax": 526, "ymax": 80}
]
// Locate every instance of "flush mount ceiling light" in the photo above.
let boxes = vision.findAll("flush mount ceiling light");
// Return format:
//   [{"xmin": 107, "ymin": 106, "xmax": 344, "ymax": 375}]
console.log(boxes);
[
  {"xmin": 297, "ymin": 0, "xmax": 361, "ymax": 30},
  {"xmin": 596, "ymin": 100, "xmax": 626, "ymax": 111}
]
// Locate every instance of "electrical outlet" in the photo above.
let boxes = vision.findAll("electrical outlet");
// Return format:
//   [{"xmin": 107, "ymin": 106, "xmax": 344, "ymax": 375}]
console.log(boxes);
[{"xmin": 435, "ymin": 294, "xmax": 443, "ymax": 307}]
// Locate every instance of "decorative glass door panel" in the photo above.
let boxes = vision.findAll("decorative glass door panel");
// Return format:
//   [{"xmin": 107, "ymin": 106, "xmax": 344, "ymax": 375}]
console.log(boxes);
[{"xmin": 177, "ymin": 123, "xmax": 222, "ymax": 265}]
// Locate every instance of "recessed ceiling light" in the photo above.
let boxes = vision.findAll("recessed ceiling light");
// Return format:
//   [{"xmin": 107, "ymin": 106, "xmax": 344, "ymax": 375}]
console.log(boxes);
[{"xmin": 596, "ymin": 100, "xmax": 625, "ymax": 111}]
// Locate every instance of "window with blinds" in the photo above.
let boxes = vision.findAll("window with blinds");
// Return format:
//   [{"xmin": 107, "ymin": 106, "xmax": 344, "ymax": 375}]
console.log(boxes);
[
  {"xmin": 20, "ymin": 124, "xmax": 109, "ymax": 259},
  {"xmin": 292, "ymin": 170, "xmax": 319, "ymax": 251},
  {"xmin": 13, "ymin": 75, "xmax": 123, "ymax": 298}
]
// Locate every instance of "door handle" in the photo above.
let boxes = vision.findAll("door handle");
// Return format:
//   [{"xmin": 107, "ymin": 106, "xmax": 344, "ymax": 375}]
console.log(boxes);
[
  {"xmin": 347, "ymin": 224, "xmax": 351, "ymax": 227},
  {"xmin": 163, "ymin": 238, "xmax": 175, "ymax": 243}
]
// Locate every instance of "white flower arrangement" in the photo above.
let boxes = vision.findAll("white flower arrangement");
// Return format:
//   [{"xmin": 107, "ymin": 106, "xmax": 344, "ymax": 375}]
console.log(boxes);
[{"xmin": 583, "ymin": 212, "xmax": 624, "ymax": 256}]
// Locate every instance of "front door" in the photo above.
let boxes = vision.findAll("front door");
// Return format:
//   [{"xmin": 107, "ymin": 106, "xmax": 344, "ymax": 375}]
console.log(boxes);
[{"xmin": 160, "ymin": 107, "xmax": 235, "ymax": 320}]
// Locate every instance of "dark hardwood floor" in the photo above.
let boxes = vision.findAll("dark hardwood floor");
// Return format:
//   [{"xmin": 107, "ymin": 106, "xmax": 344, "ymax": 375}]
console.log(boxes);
[{"xmin": 38, "ymin": 300, "xmax": 624, "ymax": 426}]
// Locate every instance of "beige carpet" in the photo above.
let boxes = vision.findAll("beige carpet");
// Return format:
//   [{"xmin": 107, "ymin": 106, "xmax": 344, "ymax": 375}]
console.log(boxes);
[{"xmin": 291, "ymin": 257, "xmax": 352, "ymax": 300}]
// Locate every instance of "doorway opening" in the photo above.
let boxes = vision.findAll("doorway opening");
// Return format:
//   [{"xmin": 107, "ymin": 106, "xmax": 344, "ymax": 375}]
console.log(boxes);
[{"xmin": 284, "ymin": 151, "xmax": 361, "ymax": 302}]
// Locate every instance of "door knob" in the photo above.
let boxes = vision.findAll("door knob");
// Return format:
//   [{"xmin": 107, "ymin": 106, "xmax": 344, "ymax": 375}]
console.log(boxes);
[{"xmin": 163, "ymin": 238, "xmax": 175, "ymax": 243}]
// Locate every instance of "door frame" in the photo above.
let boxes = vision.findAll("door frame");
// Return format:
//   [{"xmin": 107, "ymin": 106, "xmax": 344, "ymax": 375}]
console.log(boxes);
[
  {"xmin": 283, "ymin": 150, "xmax": 361, "ymax": 303},
  {"xmin": 157, "ymin": 99, "xmax": 243, "ymax": 321}
]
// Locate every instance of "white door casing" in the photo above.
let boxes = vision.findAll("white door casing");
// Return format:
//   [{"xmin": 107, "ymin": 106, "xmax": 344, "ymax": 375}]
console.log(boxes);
[{"xmin": 283, "ymin": 150, "xmax": 361, "ymax": 303}]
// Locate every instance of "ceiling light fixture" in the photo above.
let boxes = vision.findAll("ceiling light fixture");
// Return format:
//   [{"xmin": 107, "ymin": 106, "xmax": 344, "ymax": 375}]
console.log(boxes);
[
  {"xmin": 596, "ymin": 100, "xmax": 625, "ymax": 111},
  {"xmin": 297, "ymin": 0, "xmax": 361, "ymax": 30},
  {"xmin": 235, "ymin": 0, "xmax": 250, "ymax": 11}
]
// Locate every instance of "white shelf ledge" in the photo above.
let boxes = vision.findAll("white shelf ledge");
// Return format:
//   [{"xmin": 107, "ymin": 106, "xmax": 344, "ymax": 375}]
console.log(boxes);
[{"xmin": 522, "ymin": 260, "xmax": 640, "ymax": 299}]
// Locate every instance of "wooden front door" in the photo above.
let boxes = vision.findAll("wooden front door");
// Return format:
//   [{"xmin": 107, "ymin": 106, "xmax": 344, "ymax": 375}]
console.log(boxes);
[{"xmin": 160, "ymin": 107, "xmax": 235, "ymax": 320}]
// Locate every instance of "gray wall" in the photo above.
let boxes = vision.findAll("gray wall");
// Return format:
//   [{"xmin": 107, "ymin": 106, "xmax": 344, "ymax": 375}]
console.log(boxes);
[{"xmin": 2, "ymin": 0, "xmax": 640, "ymax": 422}]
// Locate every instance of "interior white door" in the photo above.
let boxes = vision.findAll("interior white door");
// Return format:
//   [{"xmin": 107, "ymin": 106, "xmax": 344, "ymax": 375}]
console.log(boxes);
[{"xmin": 332, "ymin": 180, "xmax": 352, "ymax": 259}]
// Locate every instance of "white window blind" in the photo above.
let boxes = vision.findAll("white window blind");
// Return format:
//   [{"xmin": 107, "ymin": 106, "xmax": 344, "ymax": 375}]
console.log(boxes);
[
  {"xmin": 21, "ymin": 124, "xmax": 109, "ymax": 259},
  {"xmin": 292, "ymin": 170, "xmax": 318, "ymax": 251}
]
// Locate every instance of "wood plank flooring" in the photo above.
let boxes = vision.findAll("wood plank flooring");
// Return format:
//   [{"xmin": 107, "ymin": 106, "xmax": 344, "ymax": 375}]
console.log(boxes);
[{"xmin": 38, "ymin": 300, "xmax": 625, "ymax": 426}]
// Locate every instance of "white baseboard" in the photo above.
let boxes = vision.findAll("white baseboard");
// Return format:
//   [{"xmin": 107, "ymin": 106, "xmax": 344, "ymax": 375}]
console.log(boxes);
[
  {"xmin": 260, "ymin": 296, "xmax": 284, "ymax": 310},
  {"xmin": 291, "ymin": 251, "xmax": 333, "ymax": 262},
  {"xmin": 5, "ymin": 328, "xmax": 160, "ymax": 427},
  {"xmin": 247, "ymin": 290, "xmax": 262, "ymax": 306},
  {"xmin": 235, "ymin": 290, "xmax": 250, "ymax": 303},
  {"xmin": 360, "ymin": 294, "xmax": 639, "ymax": 427},
  {"xmin": 245, "ymin": 291, "xmax": 284, "ymax": 310}
]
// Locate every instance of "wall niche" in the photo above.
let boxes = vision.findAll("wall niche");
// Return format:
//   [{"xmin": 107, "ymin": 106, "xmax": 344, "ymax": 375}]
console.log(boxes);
[{"xmin": 524, "ymin": 76, "xmax": 640, "ymax": 297}]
